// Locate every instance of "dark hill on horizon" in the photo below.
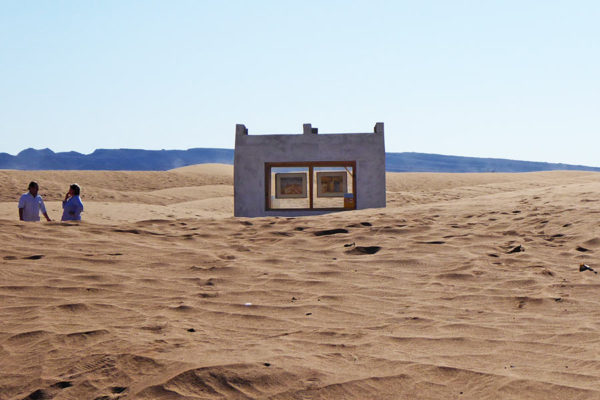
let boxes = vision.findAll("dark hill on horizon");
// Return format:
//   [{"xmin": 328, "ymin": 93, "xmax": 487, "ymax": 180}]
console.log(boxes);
[{"xmin": 1, "ymin": 148, "xmax": 599, "ymax": 173}]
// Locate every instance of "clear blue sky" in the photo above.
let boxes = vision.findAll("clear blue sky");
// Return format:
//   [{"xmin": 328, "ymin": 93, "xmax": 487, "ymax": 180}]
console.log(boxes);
[{"xmin": 1, "ymin": 1, "xmax": 599, "ymax": 166}]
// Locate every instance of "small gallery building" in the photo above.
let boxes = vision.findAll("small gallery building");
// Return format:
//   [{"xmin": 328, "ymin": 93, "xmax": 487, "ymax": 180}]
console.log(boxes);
[{"xmin": 234, "ymin": 123, "xmax": 386, "ymax": 217}]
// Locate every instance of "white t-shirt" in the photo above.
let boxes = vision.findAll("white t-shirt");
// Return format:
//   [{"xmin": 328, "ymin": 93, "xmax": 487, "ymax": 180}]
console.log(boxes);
[{"xmin": 18, "ymin": 192, "xmax": 47, "ymax": 222}]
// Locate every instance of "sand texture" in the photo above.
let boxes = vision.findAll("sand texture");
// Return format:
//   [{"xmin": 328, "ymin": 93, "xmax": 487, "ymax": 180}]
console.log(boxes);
[{"xmin": 1, "ymin": 166, "xmax": 600, "ymax": 399}]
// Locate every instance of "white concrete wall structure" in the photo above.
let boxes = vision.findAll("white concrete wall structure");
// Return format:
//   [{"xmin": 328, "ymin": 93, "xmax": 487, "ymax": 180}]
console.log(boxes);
[{"xmin": 234, "ymin": 123, "xmax": 386, "ymax": 217}]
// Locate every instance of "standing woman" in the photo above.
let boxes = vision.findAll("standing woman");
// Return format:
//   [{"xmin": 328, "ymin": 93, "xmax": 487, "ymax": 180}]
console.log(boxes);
[{"xmin": 61, "ymin": 184, "xmax": 84, "ymax": 221}]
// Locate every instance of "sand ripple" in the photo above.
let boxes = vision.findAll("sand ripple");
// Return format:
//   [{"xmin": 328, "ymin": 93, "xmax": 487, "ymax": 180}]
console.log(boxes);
[{"xmin": 2, "ymin": 169, "xmax": 600, "ymax": 399}]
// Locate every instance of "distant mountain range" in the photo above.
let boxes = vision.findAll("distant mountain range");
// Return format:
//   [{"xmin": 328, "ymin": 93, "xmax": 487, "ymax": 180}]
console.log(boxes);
[{"xmin": 1, "ymin": 148, "xmax": 599, "ymax": 173}]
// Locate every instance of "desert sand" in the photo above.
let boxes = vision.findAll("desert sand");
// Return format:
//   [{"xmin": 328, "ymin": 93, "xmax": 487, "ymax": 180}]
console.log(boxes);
[{"xmin": 1, "ymin": 165, "xmax": 600, "ymax": 399}]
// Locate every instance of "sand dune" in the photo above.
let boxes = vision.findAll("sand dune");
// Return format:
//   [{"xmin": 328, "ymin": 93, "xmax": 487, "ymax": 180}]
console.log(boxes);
[
  {"xmin": 1, "ymin": 166, "xmax": 600, "ymax": 399},
  {"xmin": 0, "ymin": 164, "xmax": 234, "ymax": 222}
]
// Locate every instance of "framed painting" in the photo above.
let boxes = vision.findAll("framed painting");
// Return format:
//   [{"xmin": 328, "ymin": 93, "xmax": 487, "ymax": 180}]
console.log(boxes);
[
  {"xmin": 275, "ymin": 172, "xmax": 307, "ymax": 198},
  {"xmin": 316, "ymin": 171, "xmax": 347, "ymax": 197}
]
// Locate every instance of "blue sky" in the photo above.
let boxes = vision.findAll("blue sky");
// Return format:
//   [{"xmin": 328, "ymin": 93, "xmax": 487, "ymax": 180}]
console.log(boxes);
[{"xmin": 1, "ymin": 1, "xmax": 599, "ymax": 166}]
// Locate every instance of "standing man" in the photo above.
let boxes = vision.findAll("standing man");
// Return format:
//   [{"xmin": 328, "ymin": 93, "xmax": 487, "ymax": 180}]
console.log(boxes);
[{"xmin": 18, "ymin": 181, "xmax": 51, "ymax": 222}]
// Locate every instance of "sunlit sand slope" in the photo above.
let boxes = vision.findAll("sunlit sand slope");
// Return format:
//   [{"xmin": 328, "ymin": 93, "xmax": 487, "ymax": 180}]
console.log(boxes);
[
  {"xmin": 1, "ymin": 167, "xmax": 600, "ymax": 399},
  {"xmin": 0, "ymin": 164, "xmax": 233, "ymax": 221}
]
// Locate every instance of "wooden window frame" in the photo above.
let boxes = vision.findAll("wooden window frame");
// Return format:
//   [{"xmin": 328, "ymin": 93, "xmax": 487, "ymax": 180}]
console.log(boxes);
[{"xmin": 265, "ymin": 161, "xmax": 357, "ymax": 212}]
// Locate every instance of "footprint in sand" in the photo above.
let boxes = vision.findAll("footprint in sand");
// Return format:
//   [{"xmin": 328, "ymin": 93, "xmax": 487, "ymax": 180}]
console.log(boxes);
[
  {"xmin": 23, "ymin": 388, "xmax": 51, "ymax": 400},
  {"xmin": 314, "ymin": 228, "xmax": 349, "ymax": 236},
  {"xmin": 507, "ymin": 245, "xmax": 524, "ymax": 254},
  {"xmin": 347, "ymin": 246, "xmax": 381, "ymax": 255},
  {"xmin": 347, "ymin": 222, "xmax": 372, "ymax": 228},
  {"xmin": 22, "ymin": 381, "xmax": 73, "ymax": 400},
  {"xmin": 52, "ymin": 381, "xmax": 73, "ymax": 389}
]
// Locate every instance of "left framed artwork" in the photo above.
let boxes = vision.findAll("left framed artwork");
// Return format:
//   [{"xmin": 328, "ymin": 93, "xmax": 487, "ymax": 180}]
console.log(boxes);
[{"xmin": 275, "ymin": 172, "xmax": 307, "ymax": 198}]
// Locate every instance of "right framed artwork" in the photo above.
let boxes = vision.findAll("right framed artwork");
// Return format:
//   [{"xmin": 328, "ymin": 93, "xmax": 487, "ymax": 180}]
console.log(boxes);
[{"xmin": 316, "ymin": 171, "xmax": 347, "ymax": 198}]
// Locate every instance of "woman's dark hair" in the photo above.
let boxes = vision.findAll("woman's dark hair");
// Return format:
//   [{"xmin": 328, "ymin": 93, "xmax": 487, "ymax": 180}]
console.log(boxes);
[{"xmin": 70, "ymin": 184, "xmax": 81, "ymax": 196}]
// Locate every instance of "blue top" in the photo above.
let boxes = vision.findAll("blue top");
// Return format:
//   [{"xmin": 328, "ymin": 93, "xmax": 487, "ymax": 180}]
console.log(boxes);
[{"xmin": 61, "ymin": 195, "xmax": 84, "ymax": 221}]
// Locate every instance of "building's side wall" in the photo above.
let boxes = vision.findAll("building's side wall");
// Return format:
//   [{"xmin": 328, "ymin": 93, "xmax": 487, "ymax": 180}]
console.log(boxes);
[{"xmin": 234, "ymin": 128, "xmax": 385, "ymax": 217}]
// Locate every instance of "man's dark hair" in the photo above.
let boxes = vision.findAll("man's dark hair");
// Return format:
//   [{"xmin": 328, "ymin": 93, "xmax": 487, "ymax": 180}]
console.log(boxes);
[
  {"xmin": 70, "ymin": 184, "xmax": 81, "ymax": 196},
  {"xmin": 28, "ymin": 181, "xmax": 38, "ymax": 189}
]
